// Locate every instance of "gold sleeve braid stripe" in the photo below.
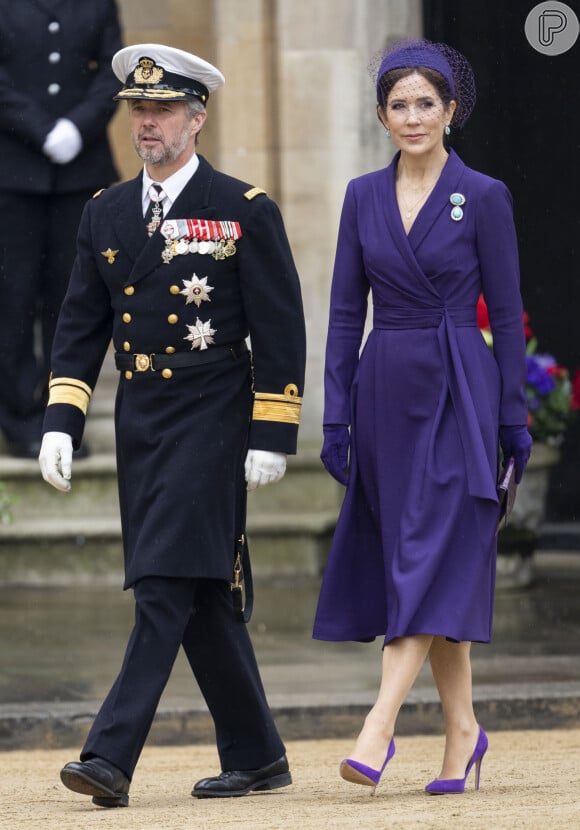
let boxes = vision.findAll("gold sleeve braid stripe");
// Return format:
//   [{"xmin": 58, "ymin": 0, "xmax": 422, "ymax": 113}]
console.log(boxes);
[
  {"xmin": 48, "ymin": 377, "xmax": 92, "ymax": 415},
  {"xmin": 252, "ymin": 384, "xmax": 302, "ymax": 425}
]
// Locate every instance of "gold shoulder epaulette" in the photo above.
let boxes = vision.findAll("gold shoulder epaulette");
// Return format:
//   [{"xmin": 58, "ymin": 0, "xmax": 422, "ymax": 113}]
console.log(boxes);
[
  {"xmin": 92, "ymin": 188, "xmax": 106, "ymax": 199},
  {"xmin": 244, "ymin": 186, "xmax": 267, "ymax": 201}
]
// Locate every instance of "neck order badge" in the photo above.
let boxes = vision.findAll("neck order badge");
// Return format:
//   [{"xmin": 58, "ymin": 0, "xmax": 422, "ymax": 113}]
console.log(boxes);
[{"xmin": 145, "ymin": 183, "xmax": 165, "ymax": 235}]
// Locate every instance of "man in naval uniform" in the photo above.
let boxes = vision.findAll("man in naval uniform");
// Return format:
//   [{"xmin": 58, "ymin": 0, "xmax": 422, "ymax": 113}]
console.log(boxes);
[{"xmin": 39, "ymin": 43, "xmax": 306, "ymax": 808}]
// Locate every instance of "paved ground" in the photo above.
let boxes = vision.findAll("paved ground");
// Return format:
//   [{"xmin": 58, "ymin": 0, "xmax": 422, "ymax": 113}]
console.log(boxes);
[
  {"xmin": 2, "ymin": 730, "xmax": 580, "ymax": 829},
  {"xmin": 1, "ymin": 552, "xmax": 579, "ymax": 827}
]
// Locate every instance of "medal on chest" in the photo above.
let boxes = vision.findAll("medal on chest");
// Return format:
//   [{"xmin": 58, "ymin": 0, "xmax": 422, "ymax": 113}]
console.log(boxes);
[
  {"xmin": 180, "ymin": 273, "xmax": 214, "ymax": 307},
  {"xmin": 160, "ymin": 219, "xmax": 242, "ymax": 263}
]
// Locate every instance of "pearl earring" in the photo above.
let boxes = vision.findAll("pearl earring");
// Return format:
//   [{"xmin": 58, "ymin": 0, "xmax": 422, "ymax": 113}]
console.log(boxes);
[
  {"xmin": 385, "ymin": 127, "xmax": 391, "ymax": 138},
  {"xmin": 445, "ymin": 125, "xmax": 451, "ymax": 136}
]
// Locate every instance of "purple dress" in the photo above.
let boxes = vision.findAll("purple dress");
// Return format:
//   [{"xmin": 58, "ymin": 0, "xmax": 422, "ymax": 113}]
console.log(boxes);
[{"xmin": 313, "ymin": 150, "xmax": 528, "ymax": 645}]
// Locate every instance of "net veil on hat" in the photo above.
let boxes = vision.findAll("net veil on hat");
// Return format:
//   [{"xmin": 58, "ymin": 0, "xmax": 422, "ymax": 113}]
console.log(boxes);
[{"xmin": 369, "ymin": 38, "xmax": 476, "ymax": 128}]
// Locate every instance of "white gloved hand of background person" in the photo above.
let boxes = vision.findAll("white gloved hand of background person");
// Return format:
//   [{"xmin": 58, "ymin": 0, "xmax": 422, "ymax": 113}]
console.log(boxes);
[
  {"xmin": 245, "ymin": 449, "xmax": 287, "ymax": 491},
  {"xmin": 39, "ymin": 431, "xmax": 74, "ymax": 492},
  {"xmin": 42, "ymin": 118, "xmax": 83, "ymax": 164}
]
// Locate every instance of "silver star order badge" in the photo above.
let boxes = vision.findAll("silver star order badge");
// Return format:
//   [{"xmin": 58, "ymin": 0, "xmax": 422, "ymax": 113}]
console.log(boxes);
[
  {"xmin": 184, "ymin": 318, "xmax": 216, "ymax": 351},
  {"xmin": 180, "ymin": 273, "xmax": 214, "ymax": 307}
]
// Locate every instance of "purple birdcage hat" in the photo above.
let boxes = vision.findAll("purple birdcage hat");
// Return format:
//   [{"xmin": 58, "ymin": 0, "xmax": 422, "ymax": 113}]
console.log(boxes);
[{"xmin": 369, "ymin": 38, "xmax": 476, "ymax": 128}]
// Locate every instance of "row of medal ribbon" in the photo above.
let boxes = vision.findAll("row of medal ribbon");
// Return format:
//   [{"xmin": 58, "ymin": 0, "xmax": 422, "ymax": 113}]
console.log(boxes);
[
  {"xmin": 160, "ymin": 218, "xmax": 243, "ymax": 263},
  {"xmin": 160, "ymin": 218, "xmax": 242, "ymax": 240}
]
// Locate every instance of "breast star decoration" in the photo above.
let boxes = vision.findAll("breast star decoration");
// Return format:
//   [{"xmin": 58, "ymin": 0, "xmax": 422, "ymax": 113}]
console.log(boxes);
[
  {"xmin": 184, "ymin": 318, "xmax": 216, "ymax": 350},
  {"xmin": 180, "ymin": 273, "xmax": 214, "ymax": 307}
]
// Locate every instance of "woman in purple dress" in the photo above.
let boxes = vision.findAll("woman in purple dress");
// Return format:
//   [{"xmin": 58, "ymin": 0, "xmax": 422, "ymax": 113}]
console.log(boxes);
[{"xmin": 314, "ymin": 40, "xmax": 532, "ymax": 796}]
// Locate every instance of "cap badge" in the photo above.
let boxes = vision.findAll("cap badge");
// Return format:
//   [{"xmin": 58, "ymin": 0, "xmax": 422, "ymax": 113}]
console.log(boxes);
[{"xmin": 134, "ymin": 57, "xmax": 164, "ymax": 85}]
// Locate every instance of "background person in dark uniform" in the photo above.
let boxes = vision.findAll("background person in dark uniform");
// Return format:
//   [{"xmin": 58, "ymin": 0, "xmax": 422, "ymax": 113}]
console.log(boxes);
[
  {"xmin": 39, "ymin": 43, "xmax": 306, "ymax": 808},
  {"xmin": 0, "ymin": 0, "xmax": 122, "ymax": 457}
]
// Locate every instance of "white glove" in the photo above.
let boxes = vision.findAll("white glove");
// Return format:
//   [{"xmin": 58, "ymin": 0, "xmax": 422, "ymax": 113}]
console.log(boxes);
[
  {"xmin": 39, "ymin": 431, "xmax": 74, "ymax": 492},
  {"xmin": 245, "ymin": 449, "xmax": 287, "ymax": 491},
  {"xmin": 42, "ymin": 118, "xmax": 83, "ymax": 164}
]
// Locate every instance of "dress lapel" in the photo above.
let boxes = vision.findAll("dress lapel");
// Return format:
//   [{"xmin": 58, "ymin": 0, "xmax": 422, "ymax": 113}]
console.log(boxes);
[
  {"xmin": 382, "ymin": 153, "xmax": 439, "ymax": 300},
  {"xmin": 169, "ymin": 154, "xmax": 215, "ymax": 217},
  {"xmin": 407, "ymin": 149, "xmax": 466, "ymax": 253},
  {"xmin": 382, "ymin": 150, "xmax": 467, "ymax": 301},
  {"xmin": 110, "ymin": 174, "xmax": 144, "ymax": 269}
]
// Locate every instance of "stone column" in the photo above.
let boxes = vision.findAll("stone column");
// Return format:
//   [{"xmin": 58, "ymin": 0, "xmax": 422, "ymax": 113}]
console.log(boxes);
[
  {"xmin": 274, "ymin": 0, "xmax": 422, "ymax": 441},
  {"xmin": 213, "ymin": 0, "xmax": 280, "ymax": 193}
]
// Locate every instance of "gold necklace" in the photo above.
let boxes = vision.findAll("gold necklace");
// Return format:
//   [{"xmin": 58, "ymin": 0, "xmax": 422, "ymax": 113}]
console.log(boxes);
[{"xmin": 398, "ymin": 176, "xmax": 439, "ymax": 219}]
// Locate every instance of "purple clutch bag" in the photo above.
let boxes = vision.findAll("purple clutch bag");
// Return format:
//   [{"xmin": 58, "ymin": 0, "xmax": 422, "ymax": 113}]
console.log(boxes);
[{"xmin": 497, "ymin": 456, "xmax": 517, "ymax": 533}]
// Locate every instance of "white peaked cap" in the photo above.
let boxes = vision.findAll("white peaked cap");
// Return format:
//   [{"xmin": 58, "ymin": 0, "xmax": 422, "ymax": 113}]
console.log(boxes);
[{"xmin": 112, "ymin": 44, "xmax": 225, "ymax": 103}]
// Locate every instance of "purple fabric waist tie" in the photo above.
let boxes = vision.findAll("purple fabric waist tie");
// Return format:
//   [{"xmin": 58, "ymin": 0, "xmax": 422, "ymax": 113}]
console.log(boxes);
[
  {"xmin": 372, "ymin": 305, "xmax": 496, "ymax": 502},
  {"xmin": 372, "ymin": 305, "xmax": 476, "ymax": 329}
]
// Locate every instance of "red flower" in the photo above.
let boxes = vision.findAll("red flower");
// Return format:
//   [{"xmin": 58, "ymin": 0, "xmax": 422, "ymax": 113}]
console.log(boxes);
[
  {"xmin": 476, "ymin": 294, "xmax": 532, "ymax": 339},
  {"xmin": 546, "ymin": 365, "xmax": 567, "ymax": 378},
  {"xmin": 477, "ymin": 294, "xmax": 490, "ymax": 330},
  {"xmin": 572, "ymin": 369, "xmax": 580, "ymax": 411}
]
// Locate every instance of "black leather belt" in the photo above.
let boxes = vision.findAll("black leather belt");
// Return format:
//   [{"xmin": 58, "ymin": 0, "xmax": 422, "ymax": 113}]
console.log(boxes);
[{"xmin": 115, "ymin": 341, "xmax": 248, "ymax": 372}]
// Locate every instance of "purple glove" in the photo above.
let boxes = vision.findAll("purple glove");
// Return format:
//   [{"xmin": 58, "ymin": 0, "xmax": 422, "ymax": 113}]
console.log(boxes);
[
  {"xmin": 499, "ymin": 425, "xmax": 533, "ymax": 484},
  {"xmin": 321, "ymin": 424, "xmax": 350, "ymax": 485}
]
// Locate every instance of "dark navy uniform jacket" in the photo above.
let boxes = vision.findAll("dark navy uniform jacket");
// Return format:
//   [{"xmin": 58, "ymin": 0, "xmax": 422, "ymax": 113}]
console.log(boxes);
[
  {"xmin": 0, "ymin": 0, "xmax": 121, "ymax": 193},
  {"xmin": 43, "ymin": 156, "xmax": 306, "ymax": 590}
]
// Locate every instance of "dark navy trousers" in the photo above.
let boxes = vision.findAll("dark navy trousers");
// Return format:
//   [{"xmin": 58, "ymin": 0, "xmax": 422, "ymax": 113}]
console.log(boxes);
[{"xmin": 81, "ymin": 576, "xmax": 285, "ymax": 778}]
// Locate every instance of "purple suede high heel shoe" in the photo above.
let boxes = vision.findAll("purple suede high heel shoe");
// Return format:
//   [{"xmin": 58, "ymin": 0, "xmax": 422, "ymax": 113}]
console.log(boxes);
[
  {"xmin": 339, "ymin": 738, "xmax": 395, "ymax": 796},
  {"xmin": 425, "ymin": 726, "xmax": 488, "ymax": 795}
]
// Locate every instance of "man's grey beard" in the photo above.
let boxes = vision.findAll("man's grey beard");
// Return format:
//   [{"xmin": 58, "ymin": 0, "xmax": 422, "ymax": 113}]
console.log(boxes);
[{"xmin": 133, "ymin": 128, "xmax": 191, "ymax": 166}]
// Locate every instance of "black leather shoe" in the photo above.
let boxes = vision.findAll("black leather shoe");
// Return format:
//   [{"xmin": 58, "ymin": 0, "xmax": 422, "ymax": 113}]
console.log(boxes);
[
  {"xmin": 60, "ymin": 757, "xmax": 130, "ymax": 808},
  {"xmin": 192, "ymin": 754, "xmax": 291, "ymax": 798}
]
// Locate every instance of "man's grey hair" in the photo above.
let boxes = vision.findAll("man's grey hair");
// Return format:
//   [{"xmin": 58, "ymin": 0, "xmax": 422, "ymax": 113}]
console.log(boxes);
[
  {"xmin": 185, "ymin": 99, "xmax": 206, "ymax": 145},
  {"xmin": 185, "ymin": 99, "xmax": 206, "ymax": 119}
]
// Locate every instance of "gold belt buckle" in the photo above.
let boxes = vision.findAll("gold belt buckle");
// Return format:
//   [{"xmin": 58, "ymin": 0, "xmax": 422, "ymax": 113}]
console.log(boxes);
[{"xmin": 134, "ymin": 353, "xmax": 155, "ymax": 372}]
